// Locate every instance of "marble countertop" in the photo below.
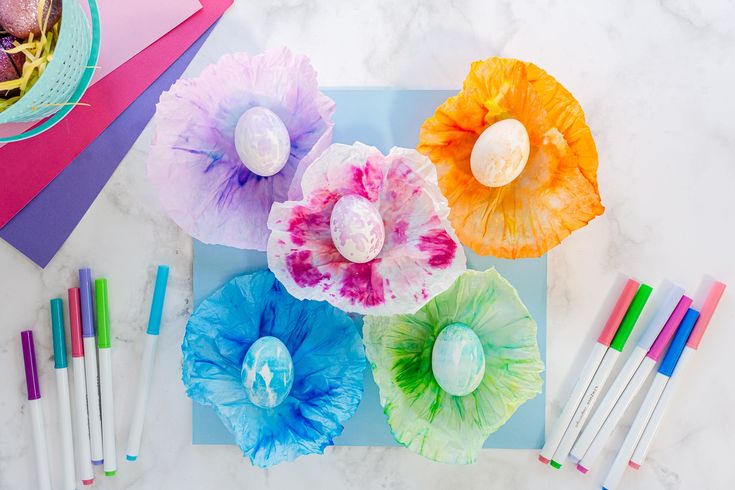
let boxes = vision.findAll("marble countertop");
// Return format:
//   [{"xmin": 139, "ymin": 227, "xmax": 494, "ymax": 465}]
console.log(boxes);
[{"xmin": 2, "ymin": 1, "xmax": 734, "ymax": 489}]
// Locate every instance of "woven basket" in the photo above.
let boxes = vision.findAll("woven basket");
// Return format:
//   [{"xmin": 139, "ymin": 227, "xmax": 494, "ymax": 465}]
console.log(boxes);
[{"xmin": 0, "ymin": 0, "xmax": 100, "ymax": 142}]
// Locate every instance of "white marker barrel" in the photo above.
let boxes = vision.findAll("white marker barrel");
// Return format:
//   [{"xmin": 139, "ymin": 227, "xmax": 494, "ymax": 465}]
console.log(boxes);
[
  {"xmin": 576, "ymin": 355, "xmax": 657, "ymax": 471},
  {"xmin": 126, "ymin": 334, "xmax": 159, "ymax": 460},
  {"xmin": 72, "ymin": 356, "xmax": 95, "ymax": 484},
  {"xmin": 631, "ymin": 347, "xmax": 693, "ymax": 467},
  {"xmin": 551, "ymin": 347, "xmax": 620, "ymax": 465},
  {"xmin": 99, "ymin": 347, "xmax": 117, "ymax": 475},
  {"xmin": 29, "ymin": 399, "xmax": 52, "ymax": 490},
  {"xmin": 55, "ymin": 368, "xmax": 77, "ymax": 490},
  {"xmin": 601, "ymin": 372, "xmax": 669, "ymax": 489},
  {"xmin": 571, "ymin": 345, "xmax": 647, "ymax": 461},
  {"xmin": 539, "ymin": 342, "xmax": 607, "ymax": 464},
  {"xmin": 83, "ymin": 336, "xmax": 104, "ymax": 464}
]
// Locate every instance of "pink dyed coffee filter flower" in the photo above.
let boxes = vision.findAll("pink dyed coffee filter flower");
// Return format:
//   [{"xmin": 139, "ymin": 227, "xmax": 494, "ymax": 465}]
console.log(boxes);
[
  {"xmin": 267, "ymin": 142, "xmax": 467, "ymax": 315},
  {"xmin": 148, "ymin": 48, "xmax": 335, "ymax": 250}
]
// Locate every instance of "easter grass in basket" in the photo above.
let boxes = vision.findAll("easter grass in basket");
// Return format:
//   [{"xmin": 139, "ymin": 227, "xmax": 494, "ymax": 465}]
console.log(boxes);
[{"xmin": 0, "ymin": 2, "xmax": 61, "ymax": 113}]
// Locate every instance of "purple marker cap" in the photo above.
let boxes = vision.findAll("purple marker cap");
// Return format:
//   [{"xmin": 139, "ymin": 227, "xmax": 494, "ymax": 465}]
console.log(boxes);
[
  {"xmin": 21, "ymin": 330, "xmax": 41, "ymax": 400},
  {"xmin": 647, "ymin": 295, "xmax": 692, "ymax": 360},
  {"xmin": 79, "ymin": 268, "xmax": 96, "ymax": 338}
]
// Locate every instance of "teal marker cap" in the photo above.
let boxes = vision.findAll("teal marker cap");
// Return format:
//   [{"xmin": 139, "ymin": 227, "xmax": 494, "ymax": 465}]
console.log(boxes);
[
  {"xmin": 95, "ymin": 279, "xmax": 111, "ymax": 349},
  {"xmin": 147, "ymin": 265, "xmax": 170, "ymax": 335},
  {"xmin": 610, "ymin": 283, "xmax": 653, "ymax": 351},
  {"xmin": 50, "ymin": 298, "xmax": 68, "ymax": 369}
]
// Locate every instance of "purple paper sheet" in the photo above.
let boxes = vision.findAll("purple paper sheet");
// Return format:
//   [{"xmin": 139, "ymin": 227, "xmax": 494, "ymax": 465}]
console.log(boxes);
[{"xmin": 0, "ymin": 25, "xmax": 215, "ymax": 267}]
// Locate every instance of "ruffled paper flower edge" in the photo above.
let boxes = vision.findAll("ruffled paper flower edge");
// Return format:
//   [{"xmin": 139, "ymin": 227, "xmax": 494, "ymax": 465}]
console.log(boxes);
[
  {"xmin": 182, "ymin": 270, "xmax": 366, "ymax": 467},
  {"xmin": 267, "ymin": 142, "xmax": 467, "ymax": 316},
  {"xmin": 364, "ymin": 268, "xmax": 544, "ymax": 464}
]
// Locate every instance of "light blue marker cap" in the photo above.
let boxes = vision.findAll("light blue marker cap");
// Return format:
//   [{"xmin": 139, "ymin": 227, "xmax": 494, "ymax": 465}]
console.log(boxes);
[
  {"xmin": 636, "ymin": 284, "xmax": 685, "ymax": 351},
  {"xmin": 658, "ymin": 308, "xmax": 700, "ymax": 377},
  {"xmin": 146, "ymin": 265, "xmax": 170, "ymax": 335},
  {"xmin": 50, "ymin": 298, "xmax": 67, "ymax": 369}
]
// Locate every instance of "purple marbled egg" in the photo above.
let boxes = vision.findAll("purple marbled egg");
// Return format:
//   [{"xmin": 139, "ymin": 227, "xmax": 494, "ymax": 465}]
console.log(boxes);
[
  {"xmin": 0, "ymin": 34, "xmax": 25, "ymax": 98},
  {"xmin": 0, "ymin": 0, "xmax": 61, "ymax": 39}
]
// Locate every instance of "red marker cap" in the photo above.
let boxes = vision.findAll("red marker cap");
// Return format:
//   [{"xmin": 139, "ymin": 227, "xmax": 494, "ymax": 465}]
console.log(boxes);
[{"xmin": 68, "ymin": 288, "xmax": 84, "ymax": 358}]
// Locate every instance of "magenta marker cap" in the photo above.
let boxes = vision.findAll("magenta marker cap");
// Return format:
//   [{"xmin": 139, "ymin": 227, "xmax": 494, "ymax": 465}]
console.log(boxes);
[
  {"xmin": 647, "ymin": 295, "xmax": 692, "ymax": 360},
  {"xmin": 79, "ymin": 268, "xmax": 96, "ymax": 338},
  {"xmin": 635, "ymin": 284, "xmax": 685, "ymax": 351},
  {"xmin": 21, "ymin": 330, "xmax": 41, "ymax": 400}
]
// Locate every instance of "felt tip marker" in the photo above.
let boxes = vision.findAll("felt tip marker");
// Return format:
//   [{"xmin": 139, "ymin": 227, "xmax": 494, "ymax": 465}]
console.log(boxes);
[
  {"xmin": 96, "ymin": 278, "xmax": 117, "ymax": 476},
  {"xmin": 21, "ymin": 330, "xmax": 52, "ymax": 490},
  {"xmin": 629, "ymin": 280, "xmax": 726, "ymax": 469},
  {"xmin": 80, "ymin": 268, "xmax": 104, "ymax": 465},
  {"xmin": 570, "ymin": 285, "xmax": 685, "ymax": 462},
  {"xmin": 127, "ymin": 265, "xmax": 170, "ymax": 462},
  {"xmin": 50, "ymin": 298, "xmax": 77, "ymax": 490},
  {"xmin": 551, "ymin": 283, "xmax": 653, "ymax": 468},
  {"xmin": 602, "ymin": 307, "xmax": 700, "ymax": 490},
  {"xmin": 575, "ymin": 295, "xmax": 691, "ymax": 473},
  {"xmin": 69, "ymin": 288, "xmax": 95, "ymax": 485},
  {"xmin": 539, "ymin": 278, "xmax": 640, "ymax": 467}
]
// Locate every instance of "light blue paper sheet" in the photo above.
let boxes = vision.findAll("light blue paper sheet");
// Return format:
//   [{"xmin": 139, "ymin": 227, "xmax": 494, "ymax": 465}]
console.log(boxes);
[{"xmin": 192, "ymin": 90, "xmax": 547, "ymax": 449}]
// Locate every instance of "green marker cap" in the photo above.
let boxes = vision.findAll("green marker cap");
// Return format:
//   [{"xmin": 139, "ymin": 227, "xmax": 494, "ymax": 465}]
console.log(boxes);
[
  {"xmin": 95, "ymin": 278, "xmax": 111, "ymax": 349},
  {"xmin": 50, "ymin": 298, "xmax": 67, "ymax": 369},
  {"xmin": 610, "ymin": 283, "xmax": 653, "ymax": 351}
]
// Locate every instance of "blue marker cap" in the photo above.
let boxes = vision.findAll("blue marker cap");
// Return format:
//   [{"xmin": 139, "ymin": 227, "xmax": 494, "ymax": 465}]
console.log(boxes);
[
  {"xmin": 636, "ymin": 284, "xmax": 685, "ymax": 350},
  {"xmin": 146, "ymin": 265, "xmax": 170, "ymax": 335},
  {"xmin": 79, "ymin": 268, "xmax": 96, "ymax": 338},
  {"xmin": 50, "ymin": 298, "xmax": 67, "ymax": 369},
  {"xmin": 658, "ymin": 308, "xmax": 700, "ymax": 377}
]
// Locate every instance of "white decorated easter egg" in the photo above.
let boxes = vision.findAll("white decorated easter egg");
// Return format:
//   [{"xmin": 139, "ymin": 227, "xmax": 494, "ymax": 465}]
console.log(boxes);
[
  {"xmin": 234, "ymin": 107, "xmax": 291, "ymax": 177},
  {"xmin": 330, "ymin": 194, "xmax": 385, "ymax": 263},
  {"xmin": 431, "ymin": 323, "xmax": 486, "ymax": 396},
  {"xmin": 241, "ymin": 336, "xmax": 294, "ymax": 408},
  {"xmin": 470, "ymin": 118, "xmax": 530, "ymax": 187}
]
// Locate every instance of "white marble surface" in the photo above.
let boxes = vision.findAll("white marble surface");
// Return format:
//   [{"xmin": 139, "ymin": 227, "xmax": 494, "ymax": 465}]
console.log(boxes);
[{"xmin": 2, "ymin": 0, "xmax": 735, "ymax": 488}]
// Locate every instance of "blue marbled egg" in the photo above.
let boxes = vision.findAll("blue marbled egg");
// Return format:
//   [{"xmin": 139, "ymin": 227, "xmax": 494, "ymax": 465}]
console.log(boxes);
[
  {"xmin": 431, "ymin": 323, "xmax": 486, "ymax": 396},
  {"xmin": 241, "ymin": 336, "xmax": 294, "ymax": 408}
]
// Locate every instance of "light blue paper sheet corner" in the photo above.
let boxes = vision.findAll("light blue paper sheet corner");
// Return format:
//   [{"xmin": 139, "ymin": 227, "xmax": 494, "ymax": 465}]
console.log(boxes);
[{"xmin": 191, "ymin": 89, "xmax": 547, "ymax": 450}]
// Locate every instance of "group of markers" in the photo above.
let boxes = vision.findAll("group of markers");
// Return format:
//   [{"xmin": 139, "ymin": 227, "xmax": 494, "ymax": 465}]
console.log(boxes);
[
  {"xmin": 20, "ymin": 265, "xmax": 170, "ymax": 490},
  {"xmin": 539, "ymin": 276, "xmax": 726, "ymax": 489}
]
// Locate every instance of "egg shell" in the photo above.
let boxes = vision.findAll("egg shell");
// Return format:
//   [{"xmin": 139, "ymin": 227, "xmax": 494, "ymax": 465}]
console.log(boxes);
[
  {"xmin": 241, "ymin": 336, "xmax": 294, "ymax": 408},
  {"xmin": 234, "ymin": 106, "xmax": 291, "ymax": 177},
  {"xmin": 0, "ymin": 0, "xmax": 62, "ymax": 40},
  {"xmin": 330, "ymin": 194, "xmax": 385, "ymax": 264},
  {"xmin": 470, "ymin": 118, "xmax": 530, "ymax": 188},
  {"xmin": 431, "ymin": 323, "xmax": 486, "ymax": 397}
]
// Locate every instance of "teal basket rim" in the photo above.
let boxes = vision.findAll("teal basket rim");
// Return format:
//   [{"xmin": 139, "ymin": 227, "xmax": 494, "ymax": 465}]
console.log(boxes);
[{"xmin": 0, "ymin": 0, "xmax": 101, "ymax": 143}]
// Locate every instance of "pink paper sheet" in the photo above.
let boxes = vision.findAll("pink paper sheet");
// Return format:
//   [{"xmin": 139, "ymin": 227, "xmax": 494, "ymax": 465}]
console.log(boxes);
[
  {"xmin": 0, "ymin": 0, "xmax": 232, "ymax": 228},
  {"xmin": 0, "ymin": 0, "xmax": 202, "ymax": 140},
  {"xmin": 91, "ymin": 0, "xmax": 202, "ymax": 83}
]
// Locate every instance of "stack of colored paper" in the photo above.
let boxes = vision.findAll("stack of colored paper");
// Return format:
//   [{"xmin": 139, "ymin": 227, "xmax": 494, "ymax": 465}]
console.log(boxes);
[{"xmin": 0, "ymin": 0, "xmax": 234, "ymax": 267}]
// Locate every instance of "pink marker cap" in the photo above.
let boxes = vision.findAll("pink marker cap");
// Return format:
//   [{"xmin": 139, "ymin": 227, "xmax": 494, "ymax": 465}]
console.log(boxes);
[
  {"xmin": 68, "ymin": 288, "xmax": 84, "ymax": 358},
  {"xmin": 687, "ymin": 280, "xmax": 726, "ymax": 349},
  {"xmin": 647, "ymin": 295, "xmax": 692, "ymax": 360},
  {"xmin": 598, "ymin": 278, "xmax": 640, "ymax": 345}
]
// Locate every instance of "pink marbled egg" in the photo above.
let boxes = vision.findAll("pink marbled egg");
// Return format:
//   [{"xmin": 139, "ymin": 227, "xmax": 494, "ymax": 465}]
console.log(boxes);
[
  {"xmin": 329, "ymin": 194, "xmax": 385, "ymax": 264},
  {"xmin": 0, "ymin": 0, "xmax": 61, "ymax": 39}
]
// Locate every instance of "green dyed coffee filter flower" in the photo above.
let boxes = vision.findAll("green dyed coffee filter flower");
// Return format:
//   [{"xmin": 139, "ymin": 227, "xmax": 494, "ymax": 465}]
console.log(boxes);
[{"xmin": 364, "ymin": 268, "xmax": 544, "ymax": 464}]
